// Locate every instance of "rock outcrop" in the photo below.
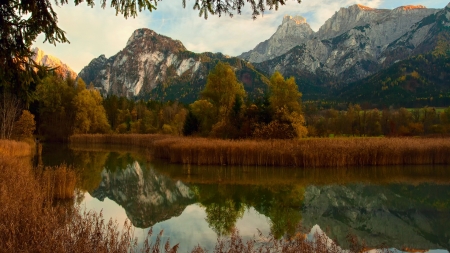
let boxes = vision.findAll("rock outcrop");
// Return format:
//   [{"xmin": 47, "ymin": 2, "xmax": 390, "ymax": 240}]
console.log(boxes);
[
  {"xmin": 238, "ymin": 15, "xmax": 314, "ymax": 63},
  {"xmin": 32, "ymin": 47, "xmax": 77, "ymax": 79}
]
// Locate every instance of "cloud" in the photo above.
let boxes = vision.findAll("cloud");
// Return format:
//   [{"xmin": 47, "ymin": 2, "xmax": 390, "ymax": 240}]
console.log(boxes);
[
  {"xmin": 34, "ymin": 2, "xmax": 152, "ymax": 73},
  {"xmin": 33, "ymin": 0, "xmax": 449, "ymax": 73}
]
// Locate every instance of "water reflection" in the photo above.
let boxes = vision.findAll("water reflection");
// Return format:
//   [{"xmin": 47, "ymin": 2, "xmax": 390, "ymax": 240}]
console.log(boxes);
[
  {"xmin": 42, "ymin": 144, "xmax": 450, "ymax": 252},
  {"xmin": 91, "ymin": 160, "xmax": 195, "ymax": 228}
]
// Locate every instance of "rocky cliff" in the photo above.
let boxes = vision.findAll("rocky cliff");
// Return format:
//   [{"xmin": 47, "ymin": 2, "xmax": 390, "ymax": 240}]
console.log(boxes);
[
  {"xmin": 241, "ymin": 4, "xmax": 442, "ymax": 85},
  {"xmin": 32, "ymin": 47, "xmax": 77, "ymax": 79},
  {"xmin": 79, "ymin": 29, "xmax": 269, "ymax": 103},
  {"xmin": 238, "ymin": 15, "xmax": 314, "ymax": 63}
]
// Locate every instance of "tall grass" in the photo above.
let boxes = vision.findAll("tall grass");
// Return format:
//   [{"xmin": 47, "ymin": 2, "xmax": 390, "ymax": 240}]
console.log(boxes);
[
  {"xmin": 39, "ymin": 165, "xmax": 78, "ymax": 200},
  {"xmin": 70, "ymin": 134, "xmax": 450, "ymax": 167},
  {"xmin": 0, "ymin": 140, "xmax": 142, "ymax": 252}
]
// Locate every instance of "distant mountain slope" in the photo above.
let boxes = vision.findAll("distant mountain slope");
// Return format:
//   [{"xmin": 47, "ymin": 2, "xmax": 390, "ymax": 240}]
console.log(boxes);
[
  {"xmin": 240, "ymin": 4, "xmax": 437, "ymax": 67},
  {"xmin": 238, "ymin": 15, "xmax": 314, "ymax": 63},
  {"xmin": 249, "ymin": 3, "xmax": 450, "ymax": 104},
  {"xmin": 335, "ymin": 32, "xmax": 450, "ymax": 107},
  {"xmin": 79, "ymin": 29, "xmax": 270, "ymax": 104},
  {"xmin": 32, "ymin": 47, "xmax": 77, "ymax": 79}
]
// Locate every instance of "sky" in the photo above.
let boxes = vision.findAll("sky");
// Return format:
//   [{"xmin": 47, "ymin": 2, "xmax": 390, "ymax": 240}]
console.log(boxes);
[{"xmin": 34, "ymin": 0, "xmax": 450, "ymax": 73}]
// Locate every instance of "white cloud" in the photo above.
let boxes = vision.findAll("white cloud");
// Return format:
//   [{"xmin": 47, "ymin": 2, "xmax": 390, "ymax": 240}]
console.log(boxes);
[
  {"xmin": 35, "ymin": 2, "xmax": 151, "ymax": 73},
  {"xmin": 33, "ymin": 0, "xmax": 449, "ymax": 73}
]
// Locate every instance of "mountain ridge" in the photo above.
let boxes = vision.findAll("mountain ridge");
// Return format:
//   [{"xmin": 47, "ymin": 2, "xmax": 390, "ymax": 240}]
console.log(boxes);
[
  {"xmin": 78, "ymin": 2, "xmax": 450, "ymax": 106},
  {"xmin": 32, "ymin": 47, "xmax": 77, "ymax": 80}
]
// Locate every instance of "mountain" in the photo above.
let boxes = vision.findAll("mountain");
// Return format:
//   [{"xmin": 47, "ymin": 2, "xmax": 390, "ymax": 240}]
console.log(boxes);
[
  {"xmin": 79, "ymin": 29, "xmax": 270, "ymax": 103},
  {"xmin": 335, "ymin": 5, "xmax": 450, "ymax": 107},
  {"xmin": 239, "ymin": 4, "xmax": 450, "ymax": 102},
  {"xmin": 32, "ymin": 47, "xmax": 77, "ymax": 80},
  {"xmin": 249, "ymin": 4, "xmax": 439, "ymax": 81},
  {"xmin": 238, "ymin": 15, "xmax": 314, "ymax": 63},
  {"xmin": 79, "ymin": 3, "xmax": 450, "ymax": 106}
]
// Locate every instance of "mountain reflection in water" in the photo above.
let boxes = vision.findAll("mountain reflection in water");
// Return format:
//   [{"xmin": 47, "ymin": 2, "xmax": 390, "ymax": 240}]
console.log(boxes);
[{"xmin": 42, "ymin": 144, "xmax": 450, "ymax": 252}]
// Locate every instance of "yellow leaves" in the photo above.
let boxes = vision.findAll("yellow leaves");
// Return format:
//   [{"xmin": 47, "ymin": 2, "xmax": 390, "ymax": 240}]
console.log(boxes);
[
  {"xmin": 289, "ymin": 111, "xmax": 308, "ymax": 138},
  {"xmin": 73, "ymin": 89, "xmax": 110, "ymax": 134},
  {"xmin": 269, "ymin": 71, "xmax": 302, "ymax": 116},
  {"xmin": 267, "ymin": 72, "xmax": 308, "ymax": 139},
  {"xmin": 411, "ymin": 70, "xmax": 420, "ymax": 79},
  {"xmin": 201, "ymin": 61, "xmax": 246, "ymax": 118},
  {"xmin": 12, "ymin": 110, "xmax": 36, "ymax": 140}
]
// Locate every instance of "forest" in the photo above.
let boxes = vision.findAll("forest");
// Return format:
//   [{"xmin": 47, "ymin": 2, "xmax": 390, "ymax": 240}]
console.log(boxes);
[{"xmin": 2, "ymin": 61, "xmax": 450, "ymax": 143}]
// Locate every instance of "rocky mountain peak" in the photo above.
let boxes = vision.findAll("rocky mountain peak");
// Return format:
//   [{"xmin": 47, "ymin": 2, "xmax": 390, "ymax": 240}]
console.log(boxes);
[
  {"xmin": 125, "ymin": 28, "xmax": 186, "ymax": 53},
  {"xmin": 352, "ymin": 4, "xmax": 375, "ymax": 11},
  {"xmin": 32, "ymin": 47, "xmax": 77, "ymax": 79},
  {"xmin": 394, "ymin": 5, "xmax": 427, "ymax": 11},
  {"xmin": 282, "ymin": 15, "xmax": 307, "ymax": 25},
  {"xmin": 237, "ymin": 14, "xmax": 313, "ymax": 62},
  {"xmin": 126, "ymin": 28, "xmax": 156, "ymax": 46},
  {"xmin": 316, "ymin": 5, "xmax": 389, "ymax": 40}
]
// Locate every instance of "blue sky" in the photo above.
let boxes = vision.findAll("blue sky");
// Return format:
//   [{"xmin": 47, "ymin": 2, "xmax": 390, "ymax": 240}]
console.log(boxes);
[{"xmin": 34, "ymin": 0, "xmax": 450, "ymax": 73}]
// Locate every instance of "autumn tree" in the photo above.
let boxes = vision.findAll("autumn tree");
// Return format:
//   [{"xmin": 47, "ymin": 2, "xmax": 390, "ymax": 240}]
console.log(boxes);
[
  {"xmin": 36, "ymin": 75, "xmax": 77, "ymax": 140},
  {"xmin": 188, "ymin": 99, "xmax": 216, "ymax": 135},
  {"xmin": 72, "ymin": 79, "xmax": 110, "ymax": 134},
  {"xmin": 256, "ymin": 71, "xmax": 307, "ymax": 139},
  {"xmin": 12, "ymin": 110, "xmax": 36, "ymax": 140},
  {"xmin": 201, "ymin": 62, "xmax": 246, "ymax": 119},
  {"xmin": 195, "ymin": 62, "xmax": 246, "ymax": 138}
]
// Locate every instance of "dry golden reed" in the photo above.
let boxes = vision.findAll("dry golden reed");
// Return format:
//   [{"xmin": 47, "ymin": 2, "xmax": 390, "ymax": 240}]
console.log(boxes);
[
  {"xmin": 39, "ymin": 165, "xmax": 78, "ymax": 200},
  {"xmin": 0, "ymin": 140, "xmax": 140, "ymax": 252},
  {"xmin": 70, "ymin": 134, "xmax": 450, "ymax": 167}
]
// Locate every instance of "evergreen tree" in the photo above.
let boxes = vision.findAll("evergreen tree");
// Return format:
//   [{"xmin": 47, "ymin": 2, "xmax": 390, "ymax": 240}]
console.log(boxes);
[{"xmin": 182, "ymin": 110, "xmax": 199, "ymax": 136}]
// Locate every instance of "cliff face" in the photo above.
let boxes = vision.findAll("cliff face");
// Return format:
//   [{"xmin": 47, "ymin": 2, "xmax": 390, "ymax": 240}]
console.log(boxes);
[
  {"xmin": 238, "ymin": 15, "xmax": 314, "ymax": 63},
  {"xmin": 32, "ymin": 47, "xmax": 77, "ymax": 80},
  {"xmin": 79, "ymin": 29, "xmax": 270, "ymax": 103},
  {"xmin": 79, "ymin": 29, "xmax": 197, "ymax": 97}
]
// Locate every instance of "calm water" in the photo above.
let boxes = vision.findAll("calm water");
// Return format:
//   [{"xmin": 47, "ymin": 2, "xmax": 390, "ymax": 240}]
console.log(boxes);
[{"xmin": 42, "ymin": 144, "xmax": 450, "ymax": 252}]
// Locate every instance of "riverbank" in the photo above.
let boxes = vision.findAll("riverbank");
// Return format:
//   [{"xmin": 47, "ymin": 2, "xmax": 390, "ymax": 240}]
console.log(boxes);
[{"xmin": 70, "ymin": 134, "xmax": 450, "ymax": 167}]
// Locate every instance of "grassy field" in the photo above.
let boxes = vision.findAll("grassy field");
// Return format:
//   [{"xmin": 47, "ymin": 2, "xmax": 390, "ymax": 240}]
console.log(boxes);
[{"xmin": 70, "ymin": 134, "xmax": 450, "ymax": 167}]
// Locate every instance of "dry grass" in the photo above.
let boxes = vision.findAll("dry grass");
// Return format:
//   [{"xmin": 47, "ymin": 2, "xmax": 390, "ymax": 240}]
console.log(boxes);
[
  {"xmin": 0, "ymin": 138, "xmax": 32, "ymax": 157},
  {"xmin": 0, "ymin": 140, "xmax": 141, "ymax": 252},
  {"xmin": 38, "ymin": 165, "xmax": 78, "ymax": 200},
  {"xmin": 71, "ymin": 134, "xmax": 450, "ymax": 167}
]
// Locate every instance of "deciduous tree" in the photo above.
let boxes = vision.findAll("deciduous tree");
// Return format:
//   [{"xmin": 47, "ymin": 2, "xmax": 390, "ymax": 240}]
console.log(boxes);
[{"xmin": 12, "ymin": 110, "xmax": 36, "ymax": 140}]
